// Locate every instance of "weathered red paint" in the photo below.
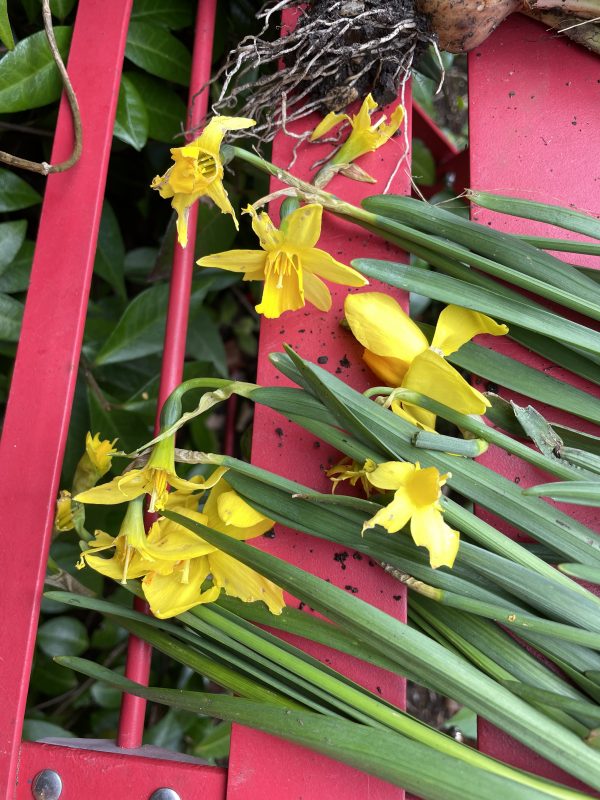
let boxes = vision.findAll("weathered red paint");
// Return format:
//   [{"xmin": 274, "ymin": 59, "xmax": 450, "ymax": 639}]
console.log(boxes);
[
  {"xmin": 16, "ymin": 741, "xmax": 226, "ymax": 799},
  {"xmin": 117, "ymin": 0, "xmax": 219, "ymax": 750},
  {"xmin": 469, "ymin": 15, "xmax": 600, "ymax": 791},
  {"xmin": 0, "ymin": 2, "xmax": 133, "ymax": 796}
]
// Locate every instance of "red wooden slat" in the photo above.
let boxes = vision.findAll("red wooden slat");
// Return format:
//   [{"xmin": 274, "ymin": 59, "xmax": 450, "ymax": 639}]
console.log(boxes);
[
  {"xmin": 469, "ymin": 15, "xmax": 600, "ymax": 790},
  {"xmin": 226, "ymin": 17, "xmax": 411, "ymax": 798},
  {"xmin": 0, "ymin": 3, "xmax": 132, "ymax": 796},
  {"xmin": 16, "ymin": 741, "xmax": 226, "ymax": 799},
  {"xmin": 117, "ymin": 0, "xmax": 219, "ymax": 749}
]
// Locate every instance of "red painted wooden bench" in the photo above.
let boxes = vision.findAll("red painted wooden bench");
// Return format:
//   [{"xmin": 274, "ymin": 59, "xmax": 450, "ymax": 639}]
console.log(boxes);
[{"xmin": 0, "ymin": 2, "xmax": 597, "ymax": 797}]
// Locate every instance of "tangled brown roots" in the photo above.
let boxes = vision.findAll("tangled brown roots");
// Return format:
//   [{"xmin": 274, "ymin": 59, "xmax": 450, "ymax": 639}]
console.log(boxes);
[{"xmin": 209, "ymin": 0, "xmax": 434, "ymax": 143}]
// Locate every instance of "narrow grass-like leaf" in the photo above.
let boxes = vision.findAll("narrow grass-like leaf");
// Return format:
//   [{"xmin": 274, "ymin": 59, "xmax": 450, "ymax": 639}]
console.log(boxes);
[
  {"xmin": 559, "ymin": 564, "xmax": 600, "ymax": 585},
  {"xmin": 364, "ymin": 194, "xmax": 600, "ymax": 298},
  {"xmin": 55, "ymin": 658, "xmax": 565, "ymax": 800},
  {"xmin": 518, "ymin": 236, "xmax": 600, "ymax": 256},
  {"xmin": 524, "ymin": 482, "xmax": 600, "ymax": 506},
  {"xmin": 500, "ymin": 682, "xmax": 600, "ymax": 724},
  {"xmin": 162, "ymin": 513, "xmax": 600, "ymax": 791},
  {"xmin": 353, "ymin": 259, "xmax": 600, "ymax": 356},
  {"xmin": 466, "ymin": 191, "xmax": 600, "ymax": 242}
]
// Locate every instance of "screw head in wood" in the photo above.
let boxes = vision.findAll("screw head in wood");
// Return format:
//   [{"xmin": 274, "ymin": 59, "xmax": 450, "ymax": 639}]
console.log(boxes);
[
  {"xmin": 149, "ymin": 790, "xmax": 181, "ymax": 800},
  {"xmin": 31, "ymin": 769, "xmax": 62, "ymax": 800}
]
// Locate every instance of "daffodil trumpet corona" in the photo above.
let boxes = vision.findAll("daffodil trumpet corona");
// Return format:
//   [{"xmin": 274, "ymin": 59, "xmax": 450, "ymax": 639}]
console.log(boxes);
[{"xmin": 197, "ymin": 203, "xmax": 367, "ymax": 319}]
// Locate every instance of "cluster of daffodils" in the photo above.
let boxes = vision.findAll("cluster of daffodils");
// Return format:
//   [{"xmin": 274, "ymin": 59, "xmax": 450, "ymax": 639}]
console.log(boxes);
[
  {"xmin": 151, "ymin": 96, "xmax": 404, "ymax": 319},
  {"xmin": 56, "ymin": 434, "xmax": 284, "ymax": 619}
]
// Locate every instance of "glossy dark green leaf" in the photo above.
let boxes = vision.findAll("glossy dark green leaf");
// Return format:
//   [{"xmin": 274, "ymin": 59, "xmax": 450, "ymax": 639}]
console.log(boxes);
[
  {"xmin": 195, "ymin": 202, "xmax": 238, "ymax": 258},
  {"xmin": 46, "ymin": 0, "xmax": 78, "ymax": 20},
  {"xmin": 113, "ymin": 75, "xmax": 148, "ymax": 151},
  {"xmin": 0, "ymin": 27, "xmax": 72, "ymax": 112},
  {"xmin": 412, "ymin": 139, "xmax": 436, "ymax": 186},
  {"xmin": 22, "ymin": 719, "xmax": 75, "ymax": 740},
  {"xmin": 30, "ymin": 655, "xmax": 78, "ymax": 695},
  {"xmin": 131, "ymin": 0, "xmax": 194, "ymax": 30},
  {"xmin": 0, "ymin": 292, "xmax": 23, "ymax": 341},
  {"xmin": 0, "ymin": 220, "xmax": 27, "ymax": 275},
  {"xmin": 87, "ymin": 385, "xmax": 152, "ymax": 455},
  {"xmin": 37, "ymin": 616, "xmax": 89, "ymax": 658},
  {"xmin": 0, "ymin": 239, "xmax": 34, "ymax": 293},
  {"xmin": 0, "ymin": 171, "xmax": 40, "ymax": 212},
  {"xmin": 125, "ymin": 22, "xmax": 191, "ymax": 85},
  {"xmin": 186, "ymin": 311, "xmax": 228, "ymax": 377},
  {"xmin": 94, "ymin": 202, "xmax": 126, "ymax": 300},
  {"xmin": 126, "ymin": 72, "xmax": 186, "ymax": 142},
  {"xmin": 123, "ymin": 246, "xmax": 158, "ymax": 283},
  {"xmin": 0, "ymin": 0, "xmax": 14, "ymax": 50},
  {"xmin": 191, "ymin": 720, "xmax": 231, "ymax": 761}
]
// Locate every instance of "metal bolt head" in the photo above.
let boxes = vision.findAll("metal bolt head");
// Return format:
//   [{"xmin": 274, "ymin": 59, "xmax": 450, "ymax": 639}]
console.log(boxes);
[
  {"xmin": 149, "ymin": 790, "xmax": 181, "ymax": 800},
  {"xmin": 31, "ymin": 769, "xmax": 62, "ymax": 800}
]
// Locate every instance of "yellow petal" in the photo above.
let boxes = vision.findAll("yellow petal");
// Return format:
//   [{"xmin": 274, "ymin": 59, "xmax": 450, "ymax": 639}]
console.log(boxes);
[
  {"xmin": 363, "ymin": 349, "xmax": 408, "ymax": 386},
  {"xmin": 205, "ymin": 178, "xmax": 238, "ymax": 228},
  {"xmin": 303, "ymin": 272, "xmax": 331, "ymax": 312},
  {"xmin": 403, "ymin": 349, "xmax": 490, "ymax": 416},
  {"xmin": 217, "ymin": 490, "xmax": 273, "ymax": 531},
  {"xmin": 362, "ymin": 487, "xmax": 414, "ymax": 534},
  {"xmin": 197, "ymin": 249, "xmax": 266, "ymax": 278},
  {"xmin": 310, "ymin": 110, "xmax": 349, "ymax": 140},
  {"xmin": 208, "ymin": 550, "xmax": 285, "ymax": 614},
  {"xmin": 390, "ymin": 397, "xmax": 436, "ymax": 432},
  {"xmin": 410, "ymin": 506, "xmax": 460, "ymax": 569},
  {"xmin": 344, "ymin": 292, "xmax": 428, "ymax": 361},
  {"xmin": 408, "ymin": 466, "xmax": 443, "ymax": 507},
  {"xmin": 244, "ymin": 206, "xmax": 283, "ymax": 251},
  {"xmin": 143, "ymin": 556, "xmax": 220, "ymax": 618},
  {"xmin": 205, "ymin": 479, "xmax": 274, "ymax": 540},
  {"xmin": 301, "ymin": 249, "xmax": 367, "ymax": 287},
  {"xmin": 354, "ymin": 94, "xmax": 378, "ymax": 127},
  {"xmin": 145, "ymin": 515, "xmax": 215, "ymax": 560},
  {"xmin": 431, "ymin": 305, "xmax": 508, "ymax": 356},
  {"xmin": 74, "ymin": 470, "xmax": 148, "ymax": 505},
  {"xmin": 197, "ymin": 115, "xmax": 255, "ymax": 158},
  {"xmin": 280, "ymin": 204, "xmax": 323, "ymax": 249},
  {"xmin": 255, "ymin": 258, "xmax": 304, "ymax": 318},
  {"xmin": 377, "ymin": 103, "xmax": 405, "ymax": 142},
  {"xmin": 366, "ymin": 461, "xmax": 415, "ymax": 490},
  {"xmin": 171, "ymin": 192, "xmax": 197, "ymax": 248}
]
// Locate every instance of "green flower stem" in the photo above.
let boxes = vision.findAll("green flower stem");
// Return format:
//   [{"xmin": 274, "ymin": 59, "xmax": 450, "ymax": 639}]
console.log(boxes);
[
  {"xmin": 186, "ymin": 604, "xmax": 579, "ymax": 797},
  {"xmin": 394, "ymin": 389, "xmax": 584, "ymax": 481},
  {"xmin": 411, "ymin": 430, "xmax": 488, "ymax": 457}
]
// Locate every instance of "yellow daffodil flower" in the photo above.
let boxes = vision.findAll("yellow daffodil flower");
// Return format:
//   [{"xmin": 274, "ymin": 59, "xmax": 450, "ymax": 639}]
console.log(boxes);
[
  {"xmin": 71, "ymin": 432, "xmax": 118, "ymax": 495},
  {"xmin": 151, "ymin": 116, "xmax": 255, "ymax": 248},
  {"xmin": 345, "ymin": 292, "xmax": 508, "ymax": 430},
  {"xmin": 75, "ymin": 436, "xmax": 226, "ymax": 512},
  {"xmin": 363, "ymin": 460, "xmax": 459, "ymax": 569},
  {"xmin": 197, "ymin": 203, "xmax": 367, "ymax": 318},
  {"xmin": 78, "ymin": 472, "xmax": 284, "ymax": 618},
  {"xmin": 310, "ymin": 94, "xmax": 404, "ymax": 171},
  {"xmin": 326, "ymin": 457, "xmax": 372, "ymax": 496},
  {"xmin": 55, "ymin": 490, "xmax": 75, "ymax": 531}
]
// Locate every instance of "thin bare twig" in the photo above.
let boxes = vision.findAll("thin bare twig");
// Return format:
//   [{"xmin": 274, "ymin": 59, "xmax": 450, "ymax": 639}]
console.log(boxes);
[{"xmin": 0, "ymin": 0, "xmax": 82, "ymax": 175}]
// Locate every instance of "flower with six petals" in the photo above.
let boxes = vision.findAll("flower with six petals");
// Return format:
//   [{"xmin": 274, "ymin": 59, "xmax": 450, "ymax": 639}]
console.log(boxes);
[
  {"xmin": 362, "ymin": 460, "xmax": 459, "ymax": 569},
  {"xmin": 197, "ymin": 203, "xmax": 368, "ymax": 318},
  {"xmin": 151, "ymin": 116, "xmax": 255, "ymax": 248},
  {"xmin": 344, "ymin": 292, "xmax": 508, "ymax": 430},
  {"xmin": 310, "ymin": 94, "xmax": 404, "ymax": 178}
]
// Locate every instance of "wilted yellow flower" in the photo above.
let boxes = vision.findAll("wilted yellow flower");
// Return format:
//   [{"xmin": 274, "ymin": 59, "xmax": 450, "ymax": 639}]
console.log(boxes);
[
  {"xmin": 363, "ymin": 460, "xmax": 459, "ymax": 569},
  {"xmin": 71, "ymin": 432, "xmax": 118, "ymax": 495},
  {"xmin": 326, "ymin": 457, "xmax": 372, "ymax": 496},
  {"xmin": 197, "ymin": 203, "xmax": 367, "ymax": 318},
  {"xmin": 345, "ymin": 293, "xmax": 508, "ymax": 430},
  {"xmin": 77, "ymin": 472, "xmax": 284, "ymax": 618},
  {"xmin": 151, "ymin": 116, "xmax": 255, "ymax": 248},
  {"xmin": 311, "ymin": 94, "xmax": 404, "ymax": 171},
  {"xmin": 75, "ymin": 436, "xmax": 225, "ymax": 512},
  {"xmin": 55, "ymin": 490, "xmax": 75, "ymax": 531}
]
